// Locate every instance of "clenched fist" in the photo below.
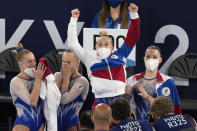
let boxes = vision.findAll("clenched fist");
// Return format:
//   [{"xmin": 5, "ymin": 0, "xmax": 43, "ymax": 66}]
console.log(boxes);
[
  {"xmin": 71, "ymin": 8, "xmax": 80, "ymax": 18},
  {"xmin": 128, "ymin": 3, "xmax": 138, "ymax": 13}
]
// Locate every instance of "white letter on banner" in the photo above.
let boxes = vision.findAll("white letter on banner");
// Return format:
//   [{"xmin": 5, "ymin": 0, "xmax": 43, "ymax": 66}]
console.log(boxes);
[
  {"xmin": 44, "ymin": 20, "xmax": 84, "ymax": 49},
  {"xmin": 83, "ymin": 28, "xmax": 136, "ymax": 66},
  {"xmin": 0, "ymin": 19, "xmax": 34, "ymax": 53}
]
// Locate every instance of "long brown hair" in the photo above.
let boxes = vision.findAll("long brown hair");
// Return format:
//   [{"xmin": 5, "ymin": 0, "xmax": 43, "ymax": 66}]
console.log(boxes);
[{"xmin": 98, "ymin": 0, "xmax": 129, "ymax": 29}]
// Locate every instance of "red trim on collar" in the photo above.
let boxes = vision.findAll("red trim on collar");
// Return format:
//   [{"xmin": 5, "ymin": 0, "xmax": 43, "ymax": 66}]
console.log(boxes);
[
  {"xmin": 134, "ymin": 72, "xmax": 164, "ymax": 82},
  {"xmin": 157, "ymin": 72, "xmax": 164, "ymax": 82},
  {"xmin": 133, "ymin": 72, "xmax": 145, "ymax": 81}
]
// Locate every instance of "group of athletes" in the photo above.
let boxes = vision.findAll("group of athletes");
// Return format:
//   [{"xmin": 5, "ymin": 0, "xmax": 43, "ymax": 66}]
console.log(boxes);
[{"xmin": 9, "ymin": 1, "xmax": 196, "ymax": 131}]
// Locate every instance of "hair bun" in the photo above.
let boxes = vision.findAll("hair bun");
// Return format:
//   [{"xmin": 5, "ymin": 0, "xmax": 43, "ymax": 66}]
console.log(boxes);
[
  {"xmin": 99, "ymin": 31, "xmax": 108, "ymax": 36},
  {"xmin": 16, "ymin": 43, "xmax": 24, "ymax": 52},
  {"xmin": 16, "ymin": 43, "xmax": 23, "ymax": 49}
]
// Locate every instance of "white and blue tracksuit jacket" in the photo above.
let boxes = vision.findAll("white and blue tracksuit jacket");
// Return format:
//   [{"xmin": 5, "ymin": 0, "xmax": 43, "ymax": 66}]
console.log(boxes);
[
  {"xmin": 67, "ymin": 12, "xmax": 140, "ymax": 99},
  {"xmin": 126, "ymin": 72, "xmax": 182, "ymax": 120}
]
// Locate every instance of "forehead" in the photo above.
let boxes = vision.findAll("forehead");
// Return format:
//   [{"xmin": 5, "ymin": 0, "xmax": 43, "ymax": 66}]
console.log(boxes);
[
  {"xmin": 62, "ymin": 52, "xmax": 76, "ymax": 60},
  {"xmin": 22, "ymin": 52, "xmax": 35, "ymax": 60},
  {"xmin": 145, "ymin": 49, "xmax": 160, "ymax": 56},
  {"xmin": 97, "ymin": 36, "xmax": 111, "ymax": 43}
]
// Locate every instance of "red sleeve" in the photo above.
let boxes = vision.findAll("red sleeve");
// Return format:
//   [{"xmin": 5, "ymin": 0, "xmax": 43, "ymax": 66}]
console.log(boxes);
[
  {"xmin": 124, "ymin": 18, "xmax": 140, "ymax": 48},
  {"xmin": 174, "ymin": 104, "xmax": 182, "ymax": 114}
]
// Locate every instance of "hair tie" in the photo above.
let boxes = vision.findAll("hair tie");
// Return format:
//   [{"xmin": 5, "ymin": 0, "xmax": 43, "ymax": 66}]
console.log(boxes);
[{"xmin": 16, "ymin": 47, "xmax": 24, "ymax": 52}]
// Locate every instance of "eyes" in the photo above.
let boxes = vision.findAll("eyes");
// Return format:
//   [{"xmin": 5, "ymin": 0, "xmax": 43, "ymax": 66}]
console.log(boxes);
[
  {"xmin": 66, "ymin": 61, "xmax": 71, "ymax": 64},
  {"xmin": 146, "ymin": 55, "xmax": 158, "ymax": 59},
  {"xmin": 26, "ymin": 59, "xmax": 36, "ymax": 64},
  {"xmin": 62, "ymin": 61, "xmax": 71, "ymax": 64},
  {"xmin": 97, "ymin": 42, "xmax": 110, "ymax": 47}
]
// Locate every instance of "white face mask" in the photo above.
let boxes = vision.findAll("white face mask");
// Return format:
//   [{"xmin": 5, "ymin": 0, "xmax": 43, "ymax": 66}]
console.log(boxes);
[
  {"xmin": 24, "ymin": 68, "xmax": 35, "ymax": 78},
  {"xmin": 145, "ymin": 59, "xmax": 159, "ymax": 71},
  {"xmin": 97, "ymin": 48, "xmax": 111, "ymax": 59}
]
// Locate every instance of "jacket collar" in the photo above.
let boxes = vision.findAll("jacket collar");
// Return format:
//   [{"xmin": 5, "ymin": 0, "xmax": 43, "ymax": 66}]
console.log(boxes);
[{"xmin": 133, "ymin": 71, "xmax": 163, "ymax": 82}]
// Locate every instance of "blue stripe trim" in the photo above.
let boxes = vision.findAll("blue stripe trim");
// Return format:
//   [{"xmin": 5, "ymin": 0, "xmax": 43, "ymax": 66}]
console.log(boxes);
[
  {"xmin": 96, "ymin": 95, "xmax": 122, "ymax": 105},
  {"xmin": 17, "ymin": 76, "xmax": 34, "ymax": 81},
  {"xmin": 90, "ymin": 57, "xmax": 125, "ymax": 72},
  {"xmin": 70, "ymin": 75, "xmax": 81, "ymax": 81},
  {"xmin": 126, "ymin": 59, "xmax": 136, "ymax": 67},
  {"xmin": 113, "ymin": 43, "xmax": 134, "ymax": 58},
  {"xmin": 90, "ymin": 59, "xmax": 108, "ymax": 71},
  {"xmin": 61, "ymin": 91, "xmax": 68, "ymax": 95}
]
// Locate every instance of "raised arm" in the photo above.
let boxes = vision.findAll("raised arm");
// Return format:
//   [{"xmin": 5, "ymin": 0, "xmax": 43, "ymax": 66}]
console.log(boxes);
[
  {"xmin": 67, "ymin": 9, "xmax": 86, "ymax": 64},
  {"xmin": 29, "ymin": 62, "xmax": 46, "ymax": 106},
  {"xmin": 114, "ymin": 3, "xmax": 140, "ymax": 58}
]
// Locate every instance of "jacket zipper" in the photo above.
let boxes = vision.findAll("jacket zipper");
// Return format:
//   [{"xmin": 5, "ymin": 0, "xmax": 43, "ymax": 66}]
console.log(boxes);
[{"xmin": 105, "ymin": 59, "xmax": 113, "ymax": 80}]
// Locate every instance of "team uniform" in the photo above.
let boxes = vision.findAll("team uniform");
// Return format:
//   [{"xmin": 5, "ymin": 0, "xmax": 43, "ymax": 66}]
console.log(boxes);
[
  {"xmin": 110, "ymin": 119, "xmax": 153, "ymax": 131},
  {"xmin": 126, "ymin": 72, "xmax": 182, "ymax": 120},
  {"xmin": 67, "ymin": 12, "xmax": 140, "ymax": 106},
  {"xmin": 153, "ymin": 114, "xmax": 195, "ymax": 131},
  {"xmin": 54, "ymin": 72, "xmax": 89, "ymax": 131},
  {"xmin": 91, "ymin": 12, "xmax": 135, "ymax": 71},
  {"xmin": 10, "ymin": 76, "xmax": 45, "ymax": 131}
]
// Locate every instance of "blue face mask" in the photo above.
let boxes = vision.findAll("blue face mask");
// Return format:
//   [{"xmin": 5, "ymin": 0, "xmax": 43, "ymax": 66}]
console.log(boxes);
[{"xmin": 108, "ymin": 0, "xmax": 122, "ymax": 8}]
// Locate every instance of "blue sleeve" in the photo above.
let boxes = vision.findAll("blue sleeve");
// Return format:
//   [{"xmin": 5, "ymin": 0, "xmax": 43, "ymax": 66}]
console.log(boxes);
[
  {"xmin": 169, "ymin": 79, "xmax": 182, "ymax": 114},
  {"xmin": 113, "ymin": 43, "xmax": 134, "ymax": 58},
  {"xmin": 91, "ymin": 14, "xmax": 99, "ymax": 28}
]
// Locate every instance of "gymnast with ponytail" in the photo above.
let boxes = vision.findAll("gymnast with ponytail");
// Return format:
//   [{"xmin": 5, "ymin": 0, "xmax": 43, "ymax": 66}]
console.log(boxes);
[{"xmin": 10, "ymin": 43, "xmax": 45, "ymax": 131}]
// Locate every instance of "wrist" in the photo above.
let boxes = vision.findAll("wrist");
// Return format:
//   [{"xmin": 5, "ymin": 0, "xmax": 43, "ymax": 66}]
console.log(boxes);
[
  {"xmin": 34, "ymin": 79, "xmax": 42, "ymax": 89},
  {"xmin": 58, "ymin": 77, "xmax": 63, "ymax": 83},
  {"xmin": 34, "ymin": 77, "xmax": 42, "ymax": 83},
  {"xmin": 146, "ymin": 94, "xmax": 150, "ymax": 100},
  {"xmin": 70, "ymin": 17, "xmax": 78, "ymax": 22},
  {"xmin": 129, "ymin": 12, "xmax": 139, "ymax": 19},
  {"xmin": 63, "ymin": 75, "xmax": 70, "ymax": 80}
]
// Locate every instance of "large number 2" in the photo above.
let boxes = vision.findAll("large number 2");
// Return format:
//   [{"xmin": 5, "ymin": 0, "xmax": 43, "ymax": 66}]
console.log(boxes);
[{"xmin": 154, "ymin": 25, "xmax": 189, "ymax": 86}]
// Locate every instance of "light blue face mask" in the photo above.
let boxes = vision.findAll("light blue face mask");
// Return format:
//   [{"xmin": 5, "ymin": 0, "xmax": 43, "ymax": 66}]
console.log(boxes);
[{"xmin": 108, "ymin": 0, "xmax": 122, "ymax": 8}]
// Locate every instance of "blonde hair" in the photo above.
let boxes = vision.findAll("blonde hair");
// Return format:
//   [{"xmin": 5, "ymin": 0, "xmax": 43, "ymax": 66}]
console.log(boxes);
[
  {"xmin": 99, "ymin": 31, "xmax": 108, "ymax": 36},
  {"xmin": 16, "ymin": 43, "xmax": 32, "ymax": 62},
  {"xmin": 63, "ymin": 49, "xmax": 79, "ymax": 61},
  {"xmin": 150, "ymin": 96, "xmax": 174, "ymax": 117},
  {"xmin": 97, "ymin": 31, "xmax": 114, "ymax": 47}
]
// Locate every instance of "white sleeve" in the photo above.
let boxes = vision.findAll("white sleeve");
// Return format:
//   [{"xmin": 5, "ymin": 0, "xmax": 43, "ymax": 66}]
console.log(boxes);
[
  {"xmin": 61, "ymin": 78, "xmax": 89, "ymax": 105},
  {"xmin": 129, "ymin": 12, "xmax": 139, "ymax": 19},
  {"xmin": 67, "ymin": 17, "xmax": 86, "ymax": 64},
  {"xmin": 10, "ymin": 78, "xmax": 30, "ymax": 105},
  {"xmin": 54, "ymin": 72, "xmax": 61, "ymax": 83},
  {"xmin": 40, "ymin": 81, "xmax": 47, "ymax": 100},
  {"xmin": 126, "ymin": 77, "xmax": 137, "ymax": 113}
]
